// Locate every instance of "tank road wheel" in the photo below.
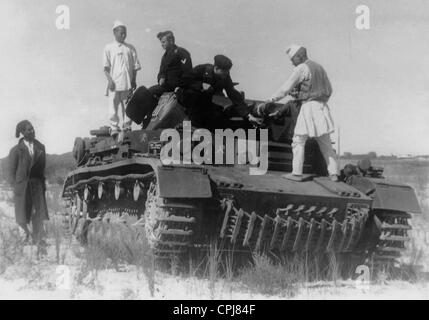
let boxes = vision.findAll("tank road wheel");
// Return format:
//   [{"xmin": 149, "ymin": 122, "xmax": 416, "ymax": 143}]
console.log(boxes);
[
  {"xmin": 83, "ymin": 205, "xmax": 142, "ymax": 251},
  {"xmin": 144, "ymin": 180, "xmax": 199, "ymax": 259}
]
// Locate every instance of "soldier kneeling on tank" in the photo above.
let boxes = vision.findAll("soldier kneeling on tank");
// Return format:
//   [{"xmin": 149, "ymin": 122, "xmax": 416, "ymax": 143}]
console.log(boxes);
[{"xmin": 177, "ymin": 54, "xmax": 261, "ymax": 131}]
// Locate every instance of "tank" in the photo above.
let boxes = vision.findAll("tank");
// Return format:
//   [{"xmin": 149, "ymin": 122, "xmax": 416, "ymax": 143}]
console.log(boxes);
[{"xmin": 61, "ymin": 90, "xmax": 422, "ymax": 265}]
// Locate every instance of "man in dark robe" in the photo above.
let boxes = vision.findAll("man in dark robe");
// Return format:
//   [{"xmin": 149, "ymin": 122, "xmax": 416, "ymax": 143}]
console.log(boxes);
[{"xmin": 8, "ymin": 120, "xmax": 49, "ymax": 247}]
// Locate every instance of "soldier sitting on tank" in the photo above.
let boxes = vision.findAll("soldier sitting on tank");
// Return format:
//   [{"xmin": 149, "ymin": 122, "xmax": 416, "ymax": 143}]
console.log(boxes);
[
  {"xmin": 177, "ymin": 54, "xmax": 261, "ymax": 131},
  {"xmin": 128, "ymin": 31, "xmax": 192, "ymax": 128},
  {"xmin": 149, "ymin": 31, "xmax": 192, "ymax": 99}
]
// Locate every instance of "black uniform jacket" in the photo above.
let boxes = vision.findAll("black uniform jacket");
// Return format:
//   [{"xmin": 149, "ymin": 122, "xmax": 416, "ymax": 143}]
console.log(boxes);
[
  {"xmin": 179, "ymin": 64, "xmax": 250, "ymax": 117},
  {"xmin": 158, "ymin": 45, "xmax": 192, "ymax": 88}
]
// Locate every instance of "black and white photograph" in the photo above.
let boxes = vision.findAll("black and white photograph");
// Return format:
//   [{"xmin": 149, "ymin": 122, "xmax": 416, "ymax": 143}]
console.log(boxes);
[{"xmin": 0, "ymin": 0, "xmax": 428, "ymax": 302}]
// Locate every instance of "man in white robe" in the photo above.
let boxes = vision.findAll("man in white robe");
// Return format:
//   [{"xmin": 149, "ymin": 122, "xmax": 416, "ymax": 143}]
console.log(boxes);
[
  {"xmin": 263, "ymin": 44, "xmax": 339, "ymax": 181},
  {"xmin": 103, "ymin": 21, "xmax": 141, "ymax": 136}
]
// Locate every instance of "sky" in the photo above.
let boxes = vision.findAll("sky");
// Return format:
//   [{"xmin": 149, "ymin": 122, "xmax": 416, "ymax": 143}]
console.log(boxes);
[{"xmin": 0, "ymin": 0, "xmax": 428, "ymax": 157}]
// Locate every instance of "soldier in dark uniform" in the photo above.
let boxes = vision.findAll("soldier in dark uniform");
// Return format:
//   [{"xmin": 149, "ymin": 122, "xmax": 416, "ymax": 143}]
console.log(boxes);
[
  {"xmin": 148, "ymin": 31, "xmax": 193, "ymax": 98},
  {"xmin": 128, "ymin": 31, "xmax": 192, "ymax": 128},
  {"xmin": 178, "ymin": 54, "xmax": 258, "ymax": 130}
]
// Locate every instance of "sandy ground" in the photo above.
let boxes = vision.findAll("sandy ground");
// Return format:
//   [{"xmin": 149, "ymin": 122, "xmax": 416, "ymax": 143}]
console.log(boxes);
[
  {"xmin": 1, "ymin": 195, "xmax": 429, "ymax": 300},
  {"xmin": 0, "ymin": 263, "xmax": 428, "ymax": 300}
]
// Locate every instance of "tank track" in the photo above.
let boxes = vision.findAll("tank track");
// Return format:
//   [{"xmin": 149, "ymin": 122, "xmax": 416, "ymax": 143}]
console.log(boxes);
[
  {"xmin": 60, "ymin": 178, "xmax": 412, "ymax": 265},
  {"xmin": 219, "ymin": 199, "xmax": 370, "ymax": 255},
  {"xmin": 85, "ymin": 207, "xmax": 145, "ymax": 257},
  {"xmin": 371, "ymin": 210, "xmax": 412, "ymax": 263},
  {"xmin": 144, "ymin": 181, "xmax": 200, "ymax": 258},
  {"xmin": 62, "ymin": 194, "xmax": 143, "ymax": 246},
  {"xmin": 219, "ymin": 199, "xmax": 413, "ymax": 266},
  {"xmin": 61, "ymin": 194, "xmax": 85, "ymax": 242},
  {"xmin": 62, "ymin": 175, "xmax": 200, "ymax": 260},
  {"xmin": 62, "ymin": 174, "xmax": 149, "ymax": 246}
]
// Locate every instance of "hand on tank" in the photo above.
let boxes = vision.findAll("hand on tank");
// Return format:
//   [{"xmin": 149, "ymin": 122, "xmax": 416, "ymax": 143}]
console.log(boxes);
[
  {"xmin": 159, "ymin": 78, "xmax": 166, "ymax": 86},
  {"xmin": 247, "ymin": 114, "xmax": 263, "ymax": 127},
  {"xmin": 268, "ymin": 110, "xmax": 281, "ymax": 119}
]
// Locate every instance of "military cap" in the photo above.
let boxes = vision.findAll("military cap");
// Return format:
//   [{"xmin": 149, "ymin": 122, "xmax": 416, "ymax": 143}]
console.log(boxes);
[
  {"xmin": 157, "ymin": 30, "xmax": 174, "ymax": 40},
  {"xmin": 214, "ymin": 54, "xmax": 233, "ymax": 71}
]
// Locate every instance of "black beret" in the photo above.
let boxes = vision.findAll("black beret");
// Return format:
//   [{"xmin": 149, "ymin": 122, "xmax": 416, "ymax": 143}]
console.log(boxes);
[
  {"xmin": 157, "ymin": 30, "xmax": 174, "ymax": 40},
  {"xmin": 214, "ymin": 54, "xmax": 233, "ymax": 71}
]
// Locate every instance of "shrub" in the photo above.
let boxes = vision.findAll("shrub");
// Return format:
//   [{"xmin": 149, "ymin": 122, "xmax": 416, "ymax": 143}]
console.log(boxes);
[{"xmin": 238, "ymin": 253, "xmax": 300, "ymax": 297}]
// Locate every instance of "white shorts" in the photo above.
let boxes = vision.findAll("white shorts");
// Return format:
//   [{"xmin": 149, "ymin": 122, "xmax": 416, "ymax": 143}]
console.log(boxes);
[{"xmin": 294, "ymin": 100, "xmax": 335, "ymax": 137}]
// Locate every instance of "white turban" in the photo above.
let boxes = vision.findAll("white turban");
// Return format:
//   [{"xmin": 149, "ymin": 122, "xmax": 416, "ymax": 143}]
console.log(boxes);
[
  {"xmin": 286, "ymin": 44, "xmax": 304, "ymax": 59},
  {"xmin": 113, "ymin": 20, "xmax": 126, "ymax": 30}
]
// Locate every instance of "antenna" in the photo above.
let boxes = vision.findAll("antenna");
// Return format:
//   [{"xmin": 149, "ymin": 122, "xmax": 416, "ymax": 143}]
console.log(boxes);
[
  {"xmin": 337, "ymin": 126, "xmax": 341, "ymax": 158},
  {"xmin": 337, "ymin": 126, "xmax": 341, "ymax": 171}
]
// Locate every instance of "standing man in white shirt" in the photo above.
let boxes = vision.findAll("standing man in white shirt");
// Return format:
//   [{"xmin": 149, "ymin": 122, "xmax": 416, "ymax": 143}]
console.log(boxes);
[
  {"xmin": 263, "ymin": 44, "xmax": 339, "ymax": 181},
  {"xmin": 103, "ymin": 20, "xmax": 141, "ymax": 136}
]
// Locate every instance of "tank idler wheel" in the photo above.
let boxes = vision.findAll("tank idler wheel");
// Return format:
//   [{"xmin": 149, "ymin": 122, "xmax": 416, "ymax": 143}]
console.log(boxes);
[{"xmin": 72, "ymin": 137, "xmax": 86, "ymax": 165}]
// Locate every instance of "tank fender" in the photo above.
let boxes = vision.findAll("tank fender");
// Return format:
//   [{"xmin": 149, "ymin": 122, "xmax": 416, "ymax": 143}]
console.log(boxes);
[
  {"xmin": 370, "ymin": 179, "xmax": 422, "ymax": 213},
  {"xmin": 156, "ymin": 166, "xmax": 212, "ymax": 198},
  {"xmin": 347, "ymin": 176, "xmax": 421, "ymax": 214}
]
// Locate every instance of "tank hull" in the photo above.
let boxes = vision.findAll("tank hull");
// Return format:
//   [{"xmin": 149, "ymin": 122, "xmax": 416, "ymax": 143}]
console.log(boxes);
[
  {"xmin": 62, "ymin": 156, "xmax": 381, "ymax": 258},
  {"xmin": 62, "ymin": 116, "xmax": 421, "ymax": 264}
]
